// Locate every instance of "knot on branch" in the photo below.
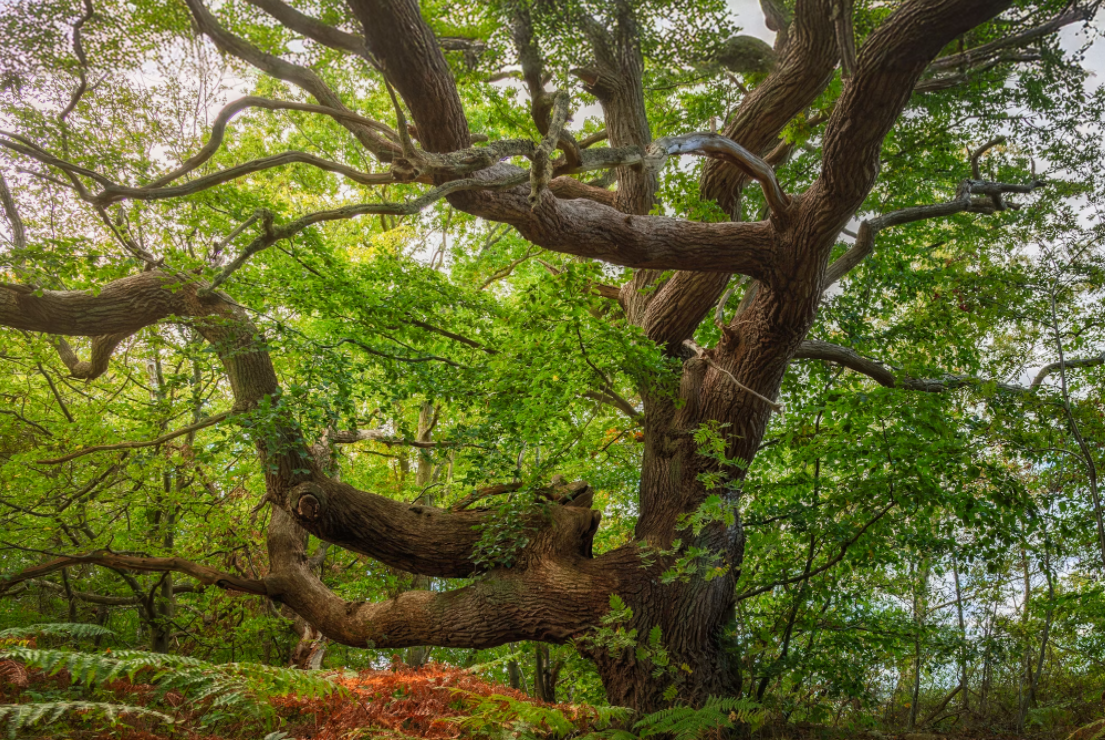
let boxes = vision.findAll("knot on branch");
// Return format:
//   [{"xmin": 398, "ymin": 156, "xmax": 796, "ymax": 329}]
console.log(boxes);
[
  {"xmin": 290, "ymin": 482, "xmax": 327, "ymax": 522},
  {"xmin": 542, "ymin": 476, "xmax": 594, "ymax": 508},
  {"xmin": 390, "ymin": 157, "xmax": 422, "ymax": 183}
]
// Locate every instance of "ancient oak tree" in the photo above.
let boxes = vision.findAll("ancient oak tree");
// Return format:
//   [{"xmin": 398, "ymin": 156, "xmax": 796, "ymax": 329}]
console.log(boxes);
[{"xmin": 1, "ymin": 0, "xmax": 1102, "ymax": 711}]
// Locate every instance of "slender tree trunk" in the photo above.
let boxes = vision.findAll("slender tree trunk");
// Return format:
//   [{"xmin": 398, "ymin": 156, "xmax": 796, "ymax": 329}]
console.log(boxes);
[
  {"xmin": 534, "ymin": 644, "xmax": 561, "ymax": 703},
  {"xmin": 407, "ymin": 402, "xmax": 437, "ymax": 668},
  {"xmin": 952, "ymin": 555, "xmax": 970, "ymax": 722},
  {"xmin": 1017, "ymin": 540, "xmax": 1055, "ymax": 732},
  {"xmin": 908, "ymin": 557, "xmax": 929, "ymax": 731},
  {"xmin": 1047, "ymin": 291, "xmax": 1105, "ymax": 567}
]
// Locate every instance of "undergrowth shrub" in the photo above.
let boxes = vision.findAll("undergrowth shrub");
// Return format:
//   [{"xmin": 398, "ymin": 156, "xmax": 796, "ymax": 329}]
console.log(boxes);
[{"xmin": 0, "ymin": 623, "xmax": 343, "ymax": 738}]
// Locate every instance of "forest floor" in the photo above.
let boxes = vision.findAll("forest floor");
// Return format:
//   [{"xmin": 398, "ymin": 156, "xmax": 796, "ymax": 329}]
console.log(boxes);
[{"xmin": 2, "ymin": 658, "xmax": 1096, "ymax": 739}]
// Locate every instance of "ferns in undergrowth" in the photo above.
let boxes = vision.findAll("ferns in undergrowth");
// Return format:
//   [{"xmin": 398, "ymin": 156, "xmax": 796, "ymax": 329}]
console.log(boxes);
[
  {"xmin": 0, "ymin": 701, "xmax": 174, "ymax": 739},
  {"xmin": 450, "ymin": 690, "xmax": 625, "ymax": 738},
  {"xmin": 453, "ymin": 689, "xmax": 764, "ymax": 740},
  {"xmin": 628, "ymin": 697, "xmax": 767, "ymax": 740},
  {"xmin": 1, "ymin": 646, "xmax": 341, "ymax": 710},
  {"xmin": 0, "ymin": 622, "xmax": 115, "ymax": 643},
  {"xmin": 577, "ymin": 696, "xmax": 767, "ymax": 740},
  {"xmin": 0, "ymin": 623, "xmax": 345, "ymax": 736}
]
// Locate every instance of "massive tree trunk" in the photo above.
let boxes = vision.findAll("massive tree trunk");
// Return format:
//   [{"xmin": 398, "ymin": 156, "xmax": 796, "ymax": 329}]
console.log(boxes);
[{"xmin": 4, "ymin": 0, "xmax": 1085, "ymax": 714}]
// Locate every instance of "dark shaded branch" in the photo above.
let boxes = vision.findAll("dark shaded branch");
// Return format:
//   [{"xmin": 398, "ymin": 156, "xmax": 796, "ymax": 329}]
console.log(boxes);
[
  {"xmin": 833, "ymin": 0, "xmax": 857, "ymax": 78},
  {"xmin": 58, "ymin": 0, "xmax": 95, "ymax": 124},
  {"xmin": 636, "ymin": 0, "xmax": 838, "ymax": 349},
  {"xmin": 0, "ymin": 409, "xmax": 52, "ymax": 436},
  {"xmin": 0, "ymin": 549, "xmax": 268, "ymax": 596},
  {"xmin": 793, "ymin": 339, "xmax": 1104, "ymax": 393},
  {"xmin": 243, "ymin": 0, "xmax": 369, "ymax": 56},
  {"xmin": 0, "ymin": 135, "xmax": 395, "ymax": 206},
  {"xmin": 702, "ymin": 0, "xmax": 838, "ymax": 216},
  {"xmin": 916, "ymin": 51, "xmax": 1041, "ymax": 92},
  {"xmin": 24, "ymin": 577, "xmax": 202, "ymax": 606},
  {"xmin": 817, "ymin": 0, "xmax": 1015, "ymax": 218},
  {"xmin": 928, "ymin": 4, "xmax": 1093, "ymax": 72}
]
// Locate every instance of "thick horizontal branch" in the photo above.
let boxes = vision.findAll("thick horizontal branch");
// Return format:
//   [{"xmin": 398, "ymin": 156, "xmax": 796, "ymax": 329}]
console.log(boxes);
[
  {"xmin": 450, "ymin": 165, "xmax": 777, "ymax": 277},
  {"xmin": 330, "ymin": 428, "xmax": 447, "ymax": 448},
  {"xmin": 264, "ymin": 503, "xmax": 614, "ymax": 649},
  {"xmin": 279, "ymin": 476, "xmax": 601, "ymax": 579}
]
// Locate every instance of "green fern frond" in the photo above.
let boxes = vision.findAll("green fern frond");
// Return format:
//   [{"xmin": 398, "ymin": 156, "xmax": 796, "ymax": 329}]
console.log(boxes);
[
  {"xmin": 633, "ymin": 696, "xmax": 766, "ymax": 740},
  {"xmin": 0, "ymin": 623, "xmax": 115, "ymax": 642},
  {"xmin": 448, "ymin": 691, "xmax": 577, "ymax": 739},
  {"xmin": 0, "ymin": 701, "xmax": 173, "ymax": 739}
]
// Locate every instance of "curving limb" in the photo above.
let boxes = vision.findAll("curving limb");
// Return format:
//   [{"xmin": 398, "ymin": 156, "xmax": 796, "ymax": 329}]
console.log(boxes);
[
  {"xmin": 52, "ymin": 333, "xmax": 132, "ymax": 380},
  {"xmin": 650, "ymin": 133, "xmax": 791, "ymax": 217},
  {"xmin": 36, "ymin": 411, "xmax": 235, "ymax": 465},
  {"xmin": 816, "ymin": 0, "xmax": 1015, "ymax": 216},
  {"xmin": 0, "ymin": 270, "xmax": 616, "ymax": 648},
  {"xmin": 146, "ymin": 97, "xmax": 400, "ymax": 189},
  {"xmin": 926, "ymin": 4, "xmax": 1093, "ymax": 73},
  {"xmin": 0, "ymin": 548, "xmax": 269, "ymax": 596},
  {"xmin": 243, "ymin": 0, "xmax": 370, "ymax": 58},
  {"xmin": 182, "ymin": 0, "xmax": 396, "ymax": 157},
  {"xmin": 0, "ymin": 134, "xmax": 393, "ymax": 207},
  {"xmin": 824, "ymin": 170, "xmax": 1047, "ymax": 289},
  {"xmin": 793, "ymin": 339, "xmax": 1105, "ymax": 393}
]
